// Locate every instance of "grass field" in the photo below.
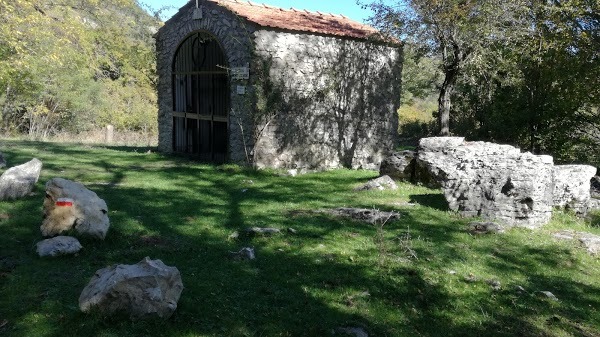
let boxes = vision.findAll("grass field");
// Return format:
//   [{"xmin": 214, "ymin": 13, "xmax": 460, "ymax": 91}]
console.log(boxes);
[{"xmin": 0, "ymin": 139, "xmax": 599, "ymax": 337}]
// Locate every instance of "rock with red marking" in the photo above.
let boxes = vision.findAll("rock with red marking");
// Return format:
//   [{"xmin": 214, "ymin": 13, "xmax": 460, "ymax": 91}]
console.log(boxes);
[{"xmin": 41, "ymin": 178, "xmax": 109, "ymax": 239}]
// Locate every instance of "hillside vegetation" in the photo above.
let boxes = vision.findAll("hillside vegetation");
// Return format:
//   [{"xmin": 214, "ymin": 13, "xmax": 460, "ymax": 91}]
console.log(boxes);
[{"xmin": 0, "ymin": 0, "xmax": 160, "ymax": 138}]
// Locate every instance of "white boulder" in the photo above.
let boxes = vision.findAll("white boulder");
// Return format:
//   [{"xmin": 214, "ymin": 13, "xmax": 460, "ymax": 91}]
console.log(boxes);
[
  {"xmin": 79, "ymin": 257, "xmax": 183, "ymax": 320},
  {"xmin": 553, "ymin": 165, "xmax": 597, "ymax": 215},
  {"xmin": 36, "ymin": 236, "xmax": 82, "ymax": 257},
  {"xmin": 0, "ymin": 158, "xmax": 42, "ymax": 200}
]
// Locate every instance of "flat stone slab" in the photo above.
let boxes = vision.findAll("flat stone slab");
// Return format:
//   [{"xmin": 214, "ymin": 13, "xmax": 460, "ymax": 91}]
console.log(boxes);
[
  {"xmin": 36, "ymin": 236, "xmax": 82, "ymax": 257},
  {"xmin": 553, "ymin": 230, "xmax": 600, "ymax": 255},
  {"xmin": 323, "ymin": 207, "xmax": 400, "ymax": 224},
  {"xmin": 468, "ymin": 221, "xmax": 505, "ymax": 235}
]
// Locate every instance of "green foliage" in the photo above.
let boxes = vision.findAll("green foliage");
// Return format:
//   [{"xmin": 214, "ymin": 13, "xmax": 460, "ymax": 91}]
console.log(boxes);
[
  {"xmin": 365, "ymin": 0, "xmax": 526, "ymax": 135},
  {"xmin": 0, "ymin": 0, "xmax": 160, "ymax": 137},
  {"xmin": 1, "ymin": 139, "xmax": 600, "ymax": 336},
  {"xmin": 397, "ymin": 45, "xmax": 438, "ymax": 139},
  {"xmin": 368, "ymin": 0, "xmax": 599, "ymax": 167},
  {"xmin": 450, "ymin": 0, "xmax": 600, "ymax": 167}
]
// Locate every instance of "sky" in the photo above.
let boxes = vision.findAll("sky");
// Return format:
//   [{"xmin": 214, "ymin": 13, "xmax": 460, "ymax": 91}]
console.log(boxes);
[{"xmin": 141, "ymin": 0, "xmax": 375, "ymax": 23}]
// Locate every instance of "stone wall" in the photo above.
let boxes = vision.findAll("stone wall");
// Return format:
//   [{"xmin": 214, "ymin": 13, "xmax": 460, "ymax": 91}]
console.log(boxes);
[
  {"xmin": 252, "ymin": 30, "xmax": 402, "ymax": 169},
  {"xmin": 155, "ymin": 1, "xmax": 254, "ymax": 162}
]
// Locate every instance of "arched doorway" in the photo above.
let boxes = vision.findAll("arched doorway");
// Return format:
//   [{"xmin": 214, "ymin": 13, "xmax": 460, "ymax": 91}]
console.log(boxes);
[{"xmin": 172, "ymin": 31, "xmax": 229, "ymax": 162}]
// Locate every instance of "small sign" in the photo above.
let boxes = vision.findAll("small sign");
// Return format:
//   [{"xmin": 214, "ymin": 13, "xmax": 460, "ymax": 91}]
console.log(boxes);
[
  {"xmin": 192, "ymin": 6, "xmax": 202, "ymax": 20},
  {"xmin": 231, "ymin": 67, "xmax": 249, "ymax": 80},
  {"xmin": 237, "ymin": 85, "xmax": 246, "ymax": 95},
  {"xmin": 56, "ymin": 198, "xmax": 74, "ymax": 207}
]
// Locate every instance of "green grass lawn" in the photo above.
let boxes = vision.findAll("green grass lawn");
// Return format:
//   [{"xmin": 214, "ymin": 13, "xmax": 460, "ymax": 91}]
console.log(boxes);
[{"xmin": 0, "ymin": 139, "xmax": 599, "ymax": 337}]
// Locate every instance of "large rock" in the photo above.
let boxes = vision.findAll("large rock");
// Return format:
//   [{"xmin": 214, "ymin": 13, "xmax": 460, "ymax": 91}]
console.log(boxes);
[
  {"xmin": 379, "ymin": 150, "xmax": 415, "ymax": 181},
  {"xmin": 41, "ymin": 178, "xmax": 109, "ymax": 239},
  {"xmin": 415, "ymin": 137, "xmax": 554, "ymax": 228},
  {"xmin": 79, "ymin": 257, "xmax": 183, "ymax": 320},
  {"xmin": 36, "ymin": 236, "xmax": 82, "ymax": 257},
  {"xmin": 0, "ymin": 158, "xmax": 42, "ymax": 200},
  {"xmin": 553, "ymin": 165, "xmax": 597, "ymax": 215}
]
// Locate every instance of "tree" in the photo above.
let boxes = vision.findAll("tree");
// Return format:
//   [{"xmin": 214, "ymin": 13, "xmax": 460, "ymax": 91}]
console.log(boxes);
[
  {"xmin": 450, "ymin": 0, "xmax": 599, "ymax": 165},
  {"xmin": 0, "ymin": 0, "xmax": 160, "ymax": 137},
  {"xmin": 364, "ymin": 0, "xmax": 526, "ymax": 135}
]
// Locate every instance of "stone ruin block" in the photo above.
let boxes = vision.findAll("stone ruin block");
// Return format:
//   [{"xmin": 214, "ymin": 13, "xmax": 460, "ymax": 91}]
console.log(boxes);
[
  {"xmin": 415, "ymin": 137, "xmax": 555, "ymax": 229},
  {"xmin": 553, "ymin": 165, "xmax": 597, "ymax": 215},
  {"xmin": 379, "ymin": 137, "xmax": 598, "ymax": 228}
]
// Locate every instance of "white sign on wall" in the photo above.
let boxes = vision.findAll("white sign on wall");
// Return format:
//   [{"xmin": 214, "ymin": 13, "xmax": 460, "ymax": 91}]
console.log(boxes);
[{"xmin": 231, "ymin": 67, "xmax": 249, "ymax": 80}]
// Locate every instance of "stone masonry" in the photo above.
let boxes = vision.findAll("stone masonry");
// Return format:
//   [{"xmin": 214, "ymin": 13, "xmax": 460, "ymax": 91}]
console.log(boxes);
[
  {"xmin": 252, "ymin": 30, "xmax": 401, "ymax": 169},
  {"xmin": 156, "ymin": 0, "xmax": 402, "ymax": 169}
]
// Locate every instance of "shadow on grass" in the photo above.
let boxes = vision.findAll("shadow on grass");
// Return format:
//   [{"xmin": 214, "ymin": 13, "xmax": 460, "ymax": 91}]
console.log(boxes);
[
  {"xmin": 409, "ymin": 193, "xmax": 449, "ymax": 211},
  {"xmin": 587, "ymin": 210, "xmax": 600, "ymax": 227}
]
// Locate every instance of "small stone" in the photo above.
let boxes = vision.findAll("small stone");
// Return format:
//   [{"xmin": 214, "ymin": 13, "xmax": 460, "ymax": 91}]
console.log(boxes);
[
  {"xmin": 464, "ymin": 273, "xmax": 478, "ymax": 283},
  {"xmin": 538, "ymin": 291, "xmax": 559, "ymax": 301},
  {"xmin": 333, "ymin": 326, "xmax": 369, "ymax": 337},
  {"xmin": 36, "ymin": 236, "xmax": 82, "ymax": 257},
  {"xmin": 245, "ymin": 227, "xmax": 281, "ymax": 235},
  {"xmin": 287, "ymin": 227, "xmax": 297, "ymax": 234},
  {"xmin": 516, "ymin": 285, "xmax": 527, "ymax": 294},
  {"xmin": 0, "ymin": 152, "xmax": 6, "ymax": 168},
  {"xmin": 354, "ymin": 175, "xmax": 398, "ymax": 191},
  {"xmin": 228, "ymin": 231, "xmax": 240, "ymax": 240},
  {"xmin": 230, "ymin": 247, "xmax": 255, "ymax": 260},
  {"xmin": 468, "ymin": 221, "xmax": 505, "ymax": 235},
  {"xmin": 486, "ymin": 279, "xmax": 501, "ymax": 290},
  {"xmin": 448, "ymin": 270, "xmax": 457, "ymax": 275}
]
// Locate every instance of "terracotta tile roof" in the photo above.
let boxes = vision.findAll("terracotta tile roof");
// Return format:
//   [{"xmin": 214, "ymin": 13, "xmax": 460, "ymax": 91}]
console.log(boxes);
[{"xmin": 207, "ymin": 0, "xmax": 382, "ymax": 40}]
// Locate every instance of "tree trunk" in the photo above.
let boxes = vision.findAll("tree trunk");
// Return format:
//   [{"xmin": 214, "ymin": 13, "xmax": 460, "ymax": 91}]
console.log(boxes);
[{"xmin": 437, "ymin": 68, "xmax": 458, "ymax": 136}]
